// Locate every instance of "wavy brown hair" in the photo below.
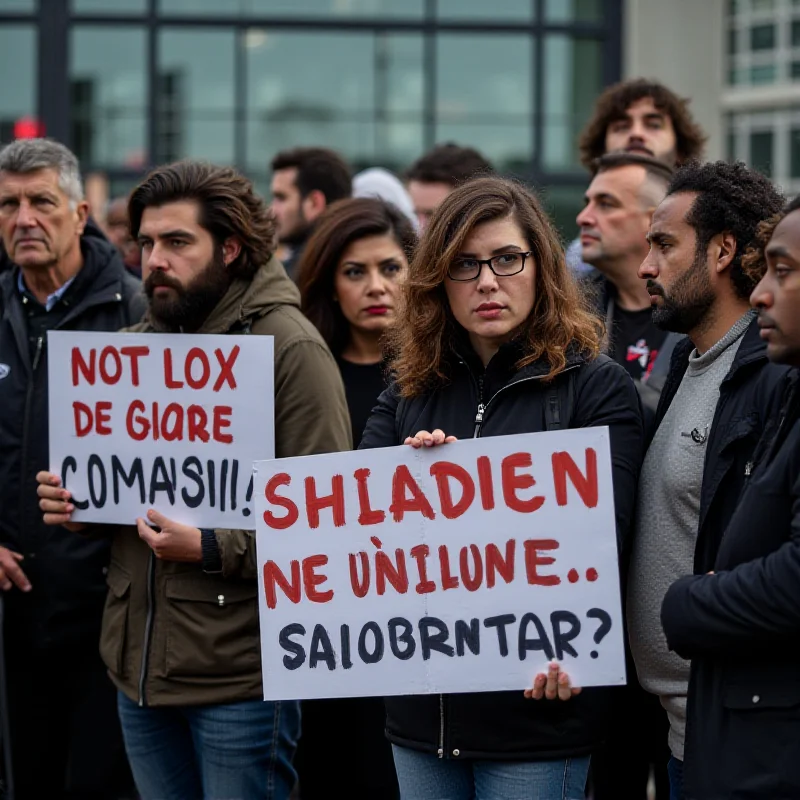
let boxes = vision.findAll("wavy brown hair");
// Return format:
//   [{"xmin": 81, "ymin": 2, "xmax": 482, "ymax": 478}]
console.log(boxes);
[
  {"xmin": 742, "ymin": 195, "xmax": 800, "ymax": 288},
  {"xmin": 297, "ymin": 197, "xmax": 417, "ymax": 355},
  {"xmin": 579, "ymin": 78, "xmax": 707, "ymax": 170},
  {"xmin": 387, "ymin": 176, "xmax": 603, "ymax": 398},
  {"xmin": 129, "ymin": 160, "xmax": 276, "ymax": 280}
]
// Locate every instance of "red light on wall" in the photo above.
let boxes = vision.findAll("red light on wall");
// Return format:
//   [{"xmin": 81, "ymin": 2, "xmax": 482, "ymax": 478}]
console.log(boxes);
[{"xmin": 13, "ymin": 117, "xmax": 45, "ymax": 139}]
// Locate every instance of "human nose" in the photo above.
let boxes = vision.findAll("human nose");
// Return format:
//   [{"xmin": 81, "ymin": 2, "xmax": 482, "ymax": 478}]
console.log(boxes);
[
  {"xmin": 576, "ymin": 205, "xmax": 594, "ymax": 228},
  {"xmin": 145, "ymin": 242, "xmax": 169, "ymax": 271},
  {"xmin": 15, "ymin": 200, "xmax": 37, "ymax": 229},
  {"xmin": 365, "ymin": 269, "xmax": 387, "ymax": 295},
  {"xmin": 750, "ymin": 274, "xmax": 773, "ymax": 309},
  {"xmin": 475, "ymin": 261, "xmax": 499, "ymax": 291},
  {"xmin": 638, "ymin": 249, "xmax": 658, "ymax": 281}
]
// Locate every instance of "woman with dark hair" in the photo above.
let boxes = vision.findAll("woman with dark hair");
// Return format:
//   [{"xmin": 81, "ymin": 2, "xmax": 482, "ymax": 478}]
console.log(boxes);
[
  {"xmin": 359, "ymin": 176, "xmax": 644, "ymax": 799},
  {"xmin": 298, "ymin": 196, "xmax": 416, "ymax": 447},
  {"xmin": 294, "ymin": 197, "xmax": 416, "ymax": 800}
]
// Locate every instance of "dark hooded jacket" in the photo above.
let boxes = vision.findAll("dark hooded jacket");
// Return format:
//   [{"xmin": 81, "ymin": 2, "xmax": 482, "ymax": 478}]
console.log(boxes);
[
  {"xmin": 0, "ymin": 223, "xmax": 145, "ymax": 650},
  {"xmin": 359, "ymin": 342, "xmax": 644, "ymax": 760}
]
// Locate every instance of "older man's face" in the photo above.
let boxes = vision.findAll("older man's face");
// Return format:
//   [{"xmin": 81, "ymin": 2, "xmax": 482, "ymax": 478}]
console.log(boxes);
[{"xmin": 0, "ymin": 167, "xmax": 87, "ymax": 270}]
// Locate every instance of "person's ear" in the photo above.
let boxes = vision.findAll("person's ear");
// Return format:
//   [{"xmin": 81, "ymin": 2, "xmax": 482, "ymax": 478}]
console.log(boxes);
[
  {"xmin": 715, "ymin": 231, "xmax": 737, "ymax": 274},
  {"xmin": 222, "ymin": 236, "xmax": 242, "ymax": 267},
  {"xmin": 75, "ymin": 201, "xmax": 90, "ymax": 235},
  {"xmin": 301, "ymin": 189, "xmax": 327, "ymax": 223}
]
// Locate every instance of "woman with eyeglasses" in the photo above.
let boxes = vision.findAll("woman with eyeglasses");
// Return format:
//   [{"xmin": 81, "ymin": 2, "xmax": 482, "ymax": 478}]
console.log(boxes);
[
  {"xmin": 293, "ymin": 197, "xmax": 416, "ymax": 800},
  {"xmin": 359, "ymin": 176, "xmax": 644, "ymax": 799}
]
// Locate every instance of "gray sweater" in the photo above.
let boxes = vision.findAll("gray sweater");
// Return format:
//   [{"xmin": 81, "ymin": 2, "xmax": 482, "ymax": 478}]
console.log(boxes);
[{"xmin": 627, "ymin": 311, "xmax": 753, "ymax": 760}]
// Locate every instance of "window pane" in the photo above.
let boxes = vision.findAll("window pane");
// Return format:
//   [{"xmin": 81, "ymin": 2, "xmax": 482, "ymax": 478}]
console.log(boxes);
[
  {"xmin": 158, "ymin": 0, "xmax": 423, "ymax": 17},
  {"xmin": 751, "ymin": 0, "xmax": 774, "ymax": 9},
  {"xmin": 750, "ymin": 130, "xmax": 773, "ymax": 178},
  {"xmin": 792, "ymin": 60, "xmax": 800, "ymax": 79},
  {"xmin": 436, "ymin": 33, "xmax": 533, "ymax": 171},
  {"xmin": 540, "ymin": 184, "xmax": 585, "ymax": 241},
  {"xmin": 791, "ymin": 129, "xmax": 800, "ymax": 179},
  {"xmin": 72, "ymin": 0, "xmax": 146, "ymax": 13},
  {"xmin": 438, "ymin": 0, "xmax": 532, "ymax": 21},
  {"xmin": 544, "ymin": 35, "xmax": 603, "ymax": 170},
  {"xmin": 750, "ymin": 24, "xmax": 775, "ymax": 50},
  {"xmin": 70, "ymin": 26, "xmax": 147, "ymax": 169},
  {"xmin": 545, "ymin": 0, "xmax": 602, "ymax": 23},
  {"xmin": 751, "ymin": 64, "xmax": 776, "ymax": 83},
  {"xmin": 728, "ymin": 26, "xmax": 738, "ymax": 55},
  {"xmin": 0, "ymin": 0, "xmax": 36, "ymax": 12},
  {"xmin": 246, "ymin": 31, "xmax": 423, "ymax": 176},
  {"xmin": 157, "ymin": 29, "xmax": 236, "ymax": 164},
  {"xmin": 792, "ymin": 20, "xmax": 800, "ymax": 47},
  {"xmin": 0, "ymin": 26, "xmax": 36, "ymax": 142}
]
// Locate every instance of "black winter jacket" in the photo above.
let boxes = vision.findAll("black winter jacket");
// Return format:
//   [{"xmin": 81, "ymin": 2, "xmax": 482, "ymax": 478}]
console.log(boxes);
[
  {"xmin": 651, "ymin": 318, "xmax": 789, "ymax": 574},
  {"xmin": 0, "ymin": 230, "xmax": 145, "ymax": 650},
  {"xmin": 359, "ymin": 342, "xmax": 644, "ymax": 760},
  {"xmin": 661, "ymin": 371, "xmax": 800, "ymax": 800}
]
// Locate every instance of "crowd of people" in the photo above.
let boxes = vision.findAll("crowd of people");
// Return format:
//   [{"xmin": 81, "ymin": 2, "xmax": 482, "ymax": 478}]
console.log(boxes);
[{"xmin": 0, "ymin": 75, "xmax": 798, "ymax": 800}]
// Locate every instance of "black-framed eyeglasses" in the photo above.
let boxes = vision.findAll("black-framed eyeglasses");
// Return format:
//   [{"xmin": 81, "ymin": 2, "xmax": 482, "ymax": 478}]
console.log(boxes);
[{"xmin": 447, "ymin": 251, "xmax": 533, "ymax": 282}]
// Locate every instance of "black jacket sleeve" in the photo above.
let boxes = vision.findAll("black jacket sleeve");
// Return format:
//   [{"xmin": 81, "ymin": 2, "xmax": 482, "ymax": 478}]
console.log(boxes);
[
  {"xmin": 574, "ymin": 358, "xmax": 645, "ymax": 557},
  {"xmin": 358, "ymin": 383, "xmax": 401, "ymax": 450},
  {"xmin": 661, "ymin": 477, "xmax": 800, "ymax": 659}
]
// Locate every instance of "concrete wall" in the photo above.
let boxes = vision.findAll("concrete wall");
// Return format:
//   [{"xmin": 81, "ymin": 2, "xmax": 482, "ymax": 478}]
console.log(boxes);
[{"xmin": 624, "ymin": 0, "xmax": 725, "ymax": 160}]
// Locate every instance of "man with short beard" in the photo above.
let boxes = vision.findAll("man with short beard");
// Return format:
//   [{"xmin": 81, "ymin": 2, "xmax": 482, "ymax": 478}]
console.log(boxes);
[
  {"xmin": 36, "ymin": 160, "xmax": 352, "ymax": 800},
  {"xmin": 627, "ymin": 161, "xmax": 788, "ymax": 800}
]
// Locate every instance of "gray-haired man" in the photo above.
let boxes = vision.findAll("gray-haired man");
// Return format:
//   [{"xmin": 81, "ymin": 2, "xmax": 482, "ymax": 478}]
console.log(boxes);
[{"xmin": 0, "ymin": 138, "xmax": 143, "ymax": 797}]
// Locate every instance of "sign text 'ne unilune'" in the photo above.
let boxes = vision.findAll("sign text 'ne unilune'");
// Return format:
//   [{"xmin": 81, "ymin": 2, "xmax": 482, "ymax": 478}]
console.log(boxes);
[{"xmin": 254, "ymin": 428, "xmax": 626, "ymax": 701}]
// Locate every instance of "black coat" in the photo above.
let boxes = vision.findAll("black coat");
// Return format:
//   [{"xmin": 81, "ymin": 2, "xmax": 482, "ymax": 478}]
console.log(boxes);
[
  {"xmin": 0, "ymin": 231, "xmax": 145, "ymax": 650},
  {"xmin": 652, "ymin": 318, "xmax": 790, "ymax": 575},
  {"xmin": 661, "ymin": 372, "xmax": 800, "ymax": 799},
  {"xmin": 359, "ymin": 342, "xmax": 644, "ymax": 760}
]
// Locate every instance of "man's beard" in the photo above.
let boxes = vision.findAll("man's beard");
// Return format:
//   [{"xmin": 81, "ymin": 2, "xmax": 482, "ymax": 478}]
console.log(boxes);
[
  {"xmin": 144, "ymin": 247, "xmax": 231, "ymax": 332},
  {"xmin": 649, "ymin": 245, "xmax": 715, "ymax": 334}
]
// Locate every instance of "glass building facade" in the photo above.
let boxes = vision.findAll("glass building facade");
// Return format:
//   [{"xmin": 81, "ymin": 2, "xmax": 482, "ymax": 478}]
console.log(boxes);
[{"xmin": 0, "ymin": 0, "xmax": 621, "ymax": 231}]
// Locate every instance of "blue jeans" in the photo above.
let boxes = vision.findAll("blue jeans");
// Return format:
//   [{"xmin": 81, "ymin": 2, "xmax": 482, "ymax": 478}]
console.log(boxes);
[
  {"xmin": 117, "ymin": 692, "xmax": 300, "ymax": 800},
  {"xmin": 392, "ymin": 745, "xmax": 590, "ymax": 800},
  {"xmin": 668, "ymin": 756, "xmax": 684, "ymax": 800}
]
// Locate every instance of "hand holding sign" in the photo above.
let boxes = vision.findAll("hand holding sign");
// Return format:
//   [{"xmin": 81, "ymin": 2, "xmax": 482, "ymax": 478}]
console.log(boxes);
[
  {"xmin": 36, "ymin": 470, "xmax": 87, "ymax": 532},
  {"xmin": 404, "ymin": 429, "xmax": 458, "ymax": 448},
  {"xmin": 136, "ymin": 509, "xmax": 202, "ymax": 563},
  {"xmin": 525, "ymin": 661, "xmax": 582, "ymax": 701}
]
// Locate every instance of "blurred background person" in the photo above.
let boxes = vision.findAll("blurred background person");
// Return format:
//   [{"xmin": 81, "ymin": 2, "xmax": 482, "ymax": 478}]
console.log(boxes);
[
  {"xmin": 104, "ymin": 195, "xmax": 141, "ymax": 279},
  {"xmin": 269, "ymin": 147, "xmax": 352, "ymax": 278},
  {"xmin": 352, "ymin": 167, "xmax": 418, "ymax": 232},
  {"xmin": 294, "ymin": 196, "xmax": 416, "ymax": 799},
  {"xmin": 568, "ymin": 78, "xmax": 707, "ymax": 278},
  {"xmin": 404, "ymin": 142, "xmax": 494, "ymax": 233}
]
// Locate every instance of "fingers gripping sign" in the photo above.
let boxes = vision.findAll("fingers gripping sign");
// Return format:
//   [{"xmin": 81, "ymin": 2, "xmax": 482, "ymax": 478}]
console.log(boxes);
[
  {"xmin": 36, "ymin": 470, "xmax": 87, "ymax": 532},
  {"xmin": 403, "ymin": 429, "xmax": 459, "ymax": 449},
  {"xmin": 524, "ymin": 661, "xmax": 582, "ymax": 702},
  {"xmin": 136, "ymin": 509, "xmax": 203, "ymax": 563}
]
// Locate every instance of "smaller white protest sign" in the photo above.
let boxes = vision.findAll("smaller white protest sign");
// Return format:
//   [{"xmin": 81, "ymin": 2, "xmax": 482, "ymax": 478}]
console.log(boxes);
[
  {"xmin": 48, "ymin": 331, "xmax": 274, "ymax": 528},
  {"xmin": 254, "ymin": 428, "xmax": 625, "ymax": 700}
]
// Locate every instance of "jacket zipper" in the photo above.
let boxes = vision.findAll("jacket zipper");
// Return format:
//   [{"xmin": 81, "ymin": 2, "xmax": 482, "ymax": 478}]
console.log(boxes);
[
  {"xmin": 437, "ymin": 694, "xmax": 445, "ymax": 758},
  {"xmin": 138, "ymin": 551, "xmax": 156, "ymax": 707},
  {"xmin": 472, "ymin": 365, "xmax": 580, "ymax": 440}
]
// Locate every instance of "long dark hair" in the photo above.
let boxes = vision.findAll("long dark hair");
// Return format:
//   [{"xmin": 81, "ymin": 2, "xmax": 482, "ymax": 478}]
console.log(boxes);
[
  {"xmin": 297, "ymin": 197, "xmax": 417, "ymax": 355},
  {"xmin": 386, "ymin": 176, "xmax": 603, "ymax": 398}
]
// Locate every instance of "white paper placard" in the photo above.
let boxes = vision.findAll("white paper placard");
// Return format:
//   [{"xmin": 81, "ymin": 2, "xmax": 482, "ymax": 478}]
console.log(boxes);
[
  {"xmin": 48, "ymin": 330, "xmax": 274, "ymax": 528},
  {"xmin": 254, "ymin": 427, "xmax": 625, "ymax": 700}
]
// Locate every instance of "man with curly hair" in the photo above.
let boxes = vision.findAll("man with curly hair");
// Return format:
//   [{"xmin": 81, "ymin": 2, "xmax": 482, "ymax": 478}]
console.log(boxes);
[
  {"xmin": 568, "ymin": 79, "xmax": 707, "ymax": 276},
  {"xmin": 660, "ymin": 194, "xmax": 800, "ymax": 799},
  {"xmin": 628, "ymin": 161, "xmax": 789, "ymax": 800}
]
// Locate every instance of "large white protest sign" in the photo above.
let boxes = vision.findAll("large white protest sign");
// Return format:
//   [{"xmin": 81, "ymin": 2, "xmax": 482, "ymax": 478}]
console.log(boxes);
[
  {"xmin": 254, "ymin": 428, "xmax": 625, "ymax": 700},
  {"xmin": 48, "ymin": 331, "xmax": 274, "ymax": 528}
]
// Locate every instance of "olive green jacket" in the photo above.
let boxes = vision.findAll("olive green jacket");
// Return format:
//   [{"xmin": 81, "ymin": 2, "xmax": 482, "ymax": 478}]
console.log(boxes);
[{"xmin": 99, "ymin": 256, "xmax": 352, "ymax": 706}]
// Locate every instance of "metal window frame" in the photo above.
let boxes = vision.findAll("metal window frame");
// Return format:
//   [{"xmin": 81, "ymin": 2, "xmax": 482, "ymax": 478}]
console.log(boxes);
[{"xmin": 2, "ymin": 0, "xmax": 622, "ymax": 187}]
